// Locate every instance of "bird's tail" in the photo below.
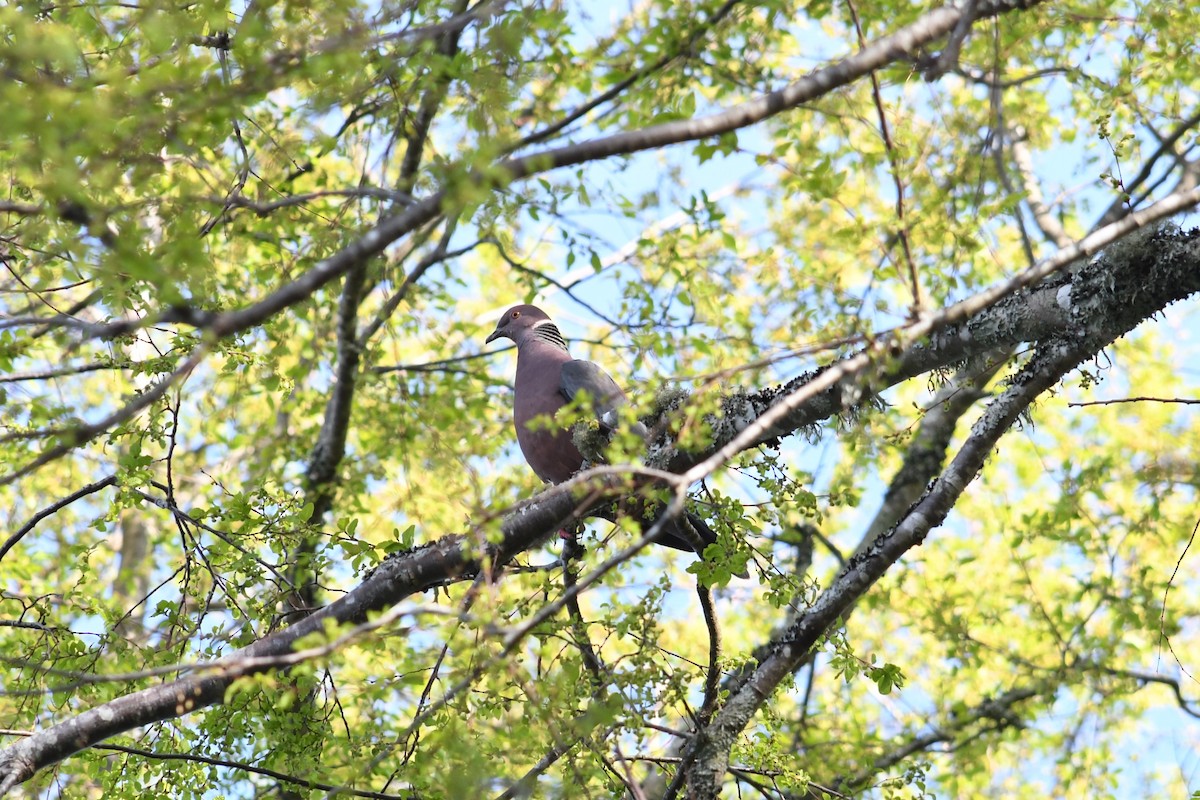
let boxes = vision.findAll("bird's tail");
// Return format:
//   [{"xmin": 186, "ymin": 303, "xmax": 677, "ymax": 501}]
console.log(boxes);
[
  {"xmin": 653, "ymin": 510, "xmax": 717, "ymax": 552},
  {"xmin": 595, "ymin": 499, "xmax": 747, "ymax": 577},
  {"xmin": 654, "ymin": 510, "xmax": 749, "ymax": 579}
]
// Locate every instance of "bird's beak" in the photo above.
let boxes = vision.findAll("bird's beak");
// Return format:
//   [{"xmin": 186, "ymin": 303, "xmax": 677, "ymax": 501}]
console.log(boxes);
[{"xmin": 484, "ymin": 328, "xmax": 504, "ymax": 345}]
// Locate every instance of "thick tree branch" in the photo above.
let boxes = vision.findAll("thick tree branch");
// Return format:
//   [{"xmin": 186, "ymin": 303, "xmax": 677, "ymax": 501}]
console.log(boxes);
[
  {"xmin": 669, "ymin": 188, "xmax": 1200, "ymax": 473},
  {"xmin": 656, "ymin": 355, "xmax": 1001, "ymax": 799},
  {"xmin": 284, "ymin": 1, "xmax": 472, "ymax": 613},
  {"xmin": 686, "ymin": 352, "xmax": 1072, "ymax": 794},
  {"xmin": 849, "ymin": 351, "xmax": 1007, "ymax": 562},
  {"xmin": 395, "ymin": 0, "xmax": 469, "ymax": 196}
]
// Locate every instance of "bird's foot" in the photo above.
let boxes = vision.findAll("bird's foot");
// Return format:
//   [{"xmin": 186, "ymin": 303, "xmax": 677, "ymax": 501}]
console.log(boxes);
[{"xmin": 560, "ymin": 522, "xmax": 586, "ymax": 564}]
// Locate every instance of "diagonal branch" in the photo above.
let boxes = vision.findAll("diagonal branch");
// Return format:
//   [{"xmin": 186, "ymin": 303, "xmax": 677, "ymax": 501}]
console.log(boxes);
[
  {"xmin": 686, "ymin": 343, "xmax": 1084, "ymax": 794},
  {"xmin": 0, "ymin": 475, "xmax": 117, "ymax": 564},
  {"xmin": 1010, "ymin": 130, "xmax": 1073, "ymax": 248},
  {"xmin": 511, "ymin": 0, "xmax": 744, "ymax": 151},
  {"xmin": 499, "ymin": 0, "xmax": 1043, "ymax": 182},
  {"xmin": 1095, "ymin": 106, "xmax": 1200, "ymax": 228},
  {"xmin": 666, "ymin": 186, "xmax": 1200, "ymax": 477},
  {"xmin": 0, "ymin": 350, "xmax": 206, "ymax": 489},
  {"xmin": 834, "ymin": 686, "xmax": 1041, "ymax": 792}
]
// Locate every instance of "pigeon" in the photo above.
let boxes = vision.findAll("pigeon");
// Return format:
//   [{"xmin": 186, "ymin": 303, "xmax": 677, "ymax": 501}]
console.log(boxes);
[{"xmin": 485, "ymin": 303, "xmax": 725, "ymax": 555}]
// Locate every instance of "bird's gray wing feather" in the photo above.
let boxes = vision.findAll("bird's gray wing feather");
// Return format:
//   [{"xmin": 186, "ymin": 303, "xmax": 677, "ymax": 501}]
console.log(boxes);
[
  {"xmin": 559, "ymin": 360, "xmax": 625, "ymax": 412},
  {"xmin": 560, "ymin": 359, "xmax": 649, "ymax": 435}
]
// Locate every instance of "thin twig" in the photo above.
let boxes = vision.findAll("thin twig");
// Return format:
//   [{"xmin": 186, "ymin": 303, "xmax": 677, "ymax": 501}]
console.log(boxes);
[
  {"xmin": 1069, "ymin": 396, "xmax": 1200, "ymax": 407},
  {"xmin": 1158, "ymin": 515, "xmax": 1199, "ymax": 673},
  {"xmin": 0, "ymin": 475, "xmax": 118, "ymax": 564},
  {"xmin": 0, "ymin": 729, "xmax": 413, "ymax": 800},
  {"xmin": 0, "ymin": 350, "xmax": 206, "ymax": 489},
  {"xmin": 846, "ymin": 0, "xmax": 922, "ymax": 314}
]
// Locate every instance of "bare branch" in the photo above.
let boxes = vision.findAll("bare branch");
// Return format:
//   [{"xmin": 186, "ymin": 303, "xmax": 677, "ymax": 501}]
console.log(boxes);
[
  {"xmin": 0, "ymin": 361, "xmax": 119, "ymax": 384},
  {"xmin": 0, "ymin": 475, "xmax": 118, "ymax": 564},
  {"xmin": 846, "ymin": 0, "xmax": 922, "ymax": 313},
  {"xmin": 215, "ymin": 187, "xmax": 412, "ymax": 217},
  {"xmin": 1095, "ymin": 106, "xmax": 1200, "ymax": 228},
  {"xmin": 1097, "ymin": 667, "xmax": 1200, "ymax": 719},
  {"xmin": 357, "ymin": 218, "xmax": 463, "ymax": 348},
  {"xmin": 493, "ymin": 729, "xmax": 592, "ymax": 800},
  {"xmin": 0, "ymin": 621, "xmax": 53, "ymax": 632},
  {"xmin": 835, "ymin": 686, "xmax": 1041, "ymax": 791},
  {"xmin": 0, "ymin": 730, "xmax": 413, "ymax": 799},
  {"xmin": 1011, "ymin": 131, "xmax": 1073, "ymax": 248},
  {"xmin": 511, "ymin": 0, "xmax": 743, "ymax": 151},
  {"xmin": 373, "ymin": 348, "xmax": 504, "ymax": 374},
  {"xmin": 1069, "ymin": 396, "xmax": 1200, "ymax": 407}
]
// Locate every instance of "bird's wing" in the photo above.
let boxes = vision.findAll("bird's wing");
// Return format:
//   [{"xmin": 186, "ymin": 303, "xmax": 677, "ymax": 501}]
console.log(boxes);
[
  {"xmin": 559, "ymin": 359, "xmax": 626, "ymax": 413},
  {"xmin": 560, "ymin": 359, "xmax": 650, "ymax": 436}
]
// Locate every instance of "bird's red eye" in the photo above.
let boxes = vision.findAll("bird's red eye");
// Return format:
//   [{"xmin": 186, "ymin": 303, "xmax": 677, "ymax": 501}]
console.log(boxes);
[{"xmin": 512, "ymin": 310, "xmax": 521, "ymax": 319}]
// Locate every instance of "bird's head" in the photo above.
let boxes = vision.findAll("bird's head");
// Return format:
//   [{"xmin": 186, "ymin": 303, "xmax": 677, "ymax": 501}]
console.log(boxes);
[{"xmin": 484, "ymin": 304, "xmax": 554, "ymax": 345}]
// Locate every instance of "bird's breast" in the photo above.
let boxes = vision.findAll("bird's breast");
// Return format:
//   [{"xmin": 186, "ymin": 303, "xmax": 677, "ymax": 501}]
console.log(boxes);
[{"xmin": 514, "ymin": 360, "xmax": 583, "ymax": 484}]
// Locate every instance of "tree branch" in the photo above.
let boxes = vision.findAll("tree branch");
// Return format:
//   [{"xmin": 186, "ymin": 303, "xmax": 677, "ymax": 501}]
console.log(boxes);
[
  {"xmin": 499, "ymin": 0, "xmax": 1044, "ymax": 182},
  {"xmin": 1011, "ymin": 130, "xmax": 1073, "ymax": 248},
  {"xmin": 1095, "ymin": 106, "xmax": 1200, "ymax": 228},
  {"xmin": 0, "ymin": 474, "xmax": 118, "ymax": 565},
  {"xmin": 834, "ymin": 686, "xmax": 1041, "ymax": 792},
  {"xmin": 0, "ymin": 730, "xmax": 417, "ymax": 800},
  {"xmin": 510, "ymin": 0, "xmax": 744, "ymax": 151},
  {"xmin": 0, "ymin": 350, "xmax": 205, "ymax": 489}
]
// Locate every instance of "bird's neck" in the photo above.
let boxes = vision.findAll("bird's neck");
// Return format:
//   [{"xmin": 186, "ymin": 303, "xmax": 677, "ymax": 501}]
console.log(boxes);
[
  {"xmin": 514, "ymin": 327, "xmax": 573, "ymax": 391},
  {"xmin": 523, "ymin": 321, "xmax": 568, "ymax": 352}
]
